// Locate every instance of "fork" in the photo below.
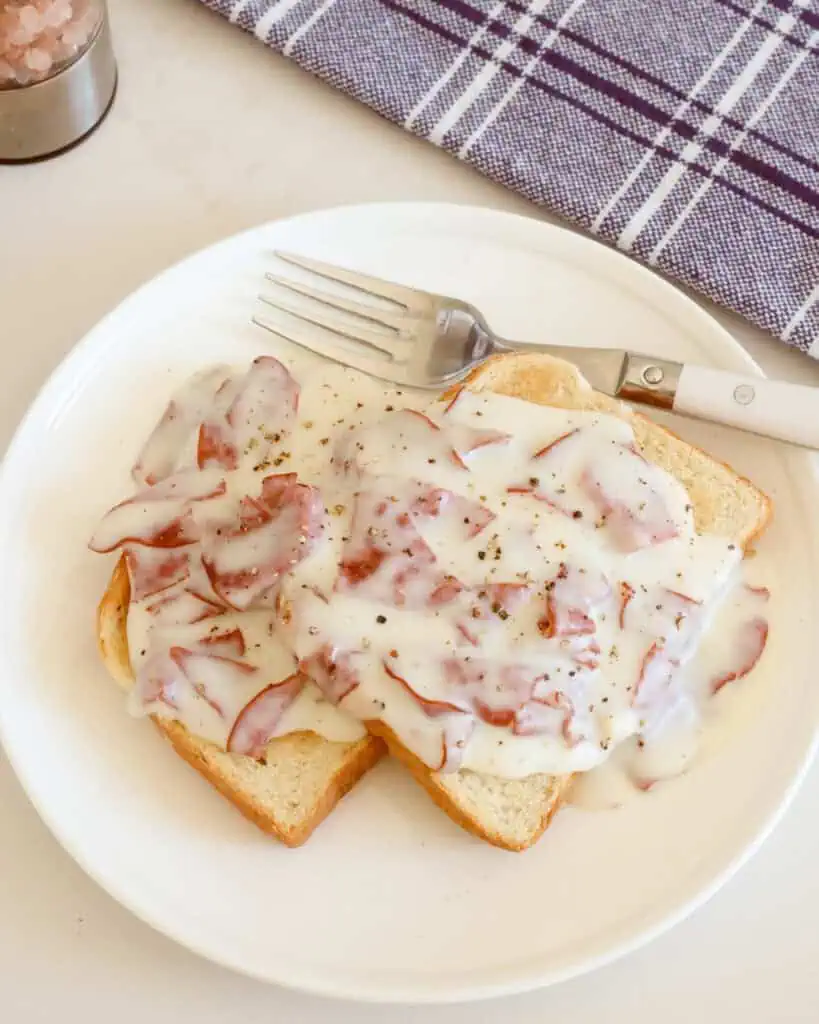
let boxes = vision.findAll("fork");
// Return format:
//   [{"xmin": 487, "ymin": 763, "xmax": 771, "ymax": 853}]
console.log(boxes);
[{"xmin": 253, "ymin": 251, "xmax": 819, "ymax": 449}]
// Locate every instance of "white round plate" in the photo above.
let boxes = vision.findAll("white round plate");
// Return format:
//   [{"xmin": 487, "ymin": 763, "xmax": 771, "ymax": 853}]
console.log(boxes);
[{"xmin": 1, "ymin": 203, "xmax": 817, "ymax": 1004}]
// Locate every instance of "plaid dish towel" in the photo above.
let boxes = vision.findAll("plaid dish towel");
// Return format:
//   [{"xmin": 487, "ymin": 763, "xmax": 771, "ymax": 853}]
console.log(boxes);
[{"xmin": 202, "ymin": 0, "xmax": 819, "ymax": 354}]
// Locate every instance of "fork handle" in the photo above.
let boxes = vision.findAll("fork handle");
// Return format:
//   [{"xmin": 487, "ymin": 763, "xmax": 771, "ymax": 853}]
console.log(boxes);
[
  {"xmin": 619, "ymin": 354, "xmax": 819, "ymax": 449},
  {"xmin": 669, "ymin": 365, "xmax": 819, "ymax": 449}
]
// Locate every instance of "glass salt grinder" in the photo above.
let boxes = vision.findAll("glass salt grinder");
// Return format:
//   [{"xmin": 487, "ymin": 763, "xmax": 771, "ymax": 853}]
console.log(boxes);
[{"xmin": 0, "ymin": 1, "xmax": 116, "ymax": 162}]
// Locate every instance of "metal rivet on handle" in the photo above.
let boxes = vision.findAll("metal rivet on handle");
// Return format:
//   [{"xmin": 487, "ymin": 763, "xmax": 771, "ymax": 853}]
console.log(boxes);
[
  {"xmin": 642, "ymin": 365, "xmax": 664, "ymax": 386},
  {"xmin": 733, "ymin": 384, "xmax": 756, "ymax": 405}
]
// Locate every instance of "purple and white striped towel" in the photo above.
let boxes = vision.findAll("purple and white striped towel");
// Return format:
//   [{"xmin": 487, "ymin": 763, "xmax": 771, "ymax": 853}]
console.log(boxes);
[{"xmin": 201, "ymin": 0, "xmax": 819, "ymax": 354}]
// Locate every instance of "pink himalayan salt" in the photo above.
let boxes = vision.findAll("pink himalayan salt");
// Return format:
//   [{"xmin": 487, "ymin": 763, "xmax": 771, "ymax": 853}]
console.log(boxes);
[{"xmin": 0, "ymin": 0, "xmax": 100, "ymax": 86}]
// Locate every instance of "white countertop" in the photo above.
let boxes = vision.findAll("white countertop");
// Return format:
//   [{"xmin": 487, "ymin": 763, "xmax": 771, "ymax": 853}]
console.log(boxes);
[{"xmin": 2, "ymin": 2, "xmax": 819, "ymax": 1019}]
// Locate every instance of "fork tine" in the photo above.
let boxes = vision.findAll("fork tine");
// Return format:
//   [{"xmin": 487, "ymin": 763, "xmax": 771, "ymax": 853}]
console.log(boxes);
[
  {"xmin": 264, "ymin": 272, "xmax": 407, "ymax": 331},
  {"xmin": 274, "ymin": 251, "xmax": 432, "ymax": 312},
  {"xmin": 258, "ymin": 294, "xmax": 401, "ymax": 357},
  {"xmin": 252, "ymin": 313, "xmax": 422, "ymax": 388}
]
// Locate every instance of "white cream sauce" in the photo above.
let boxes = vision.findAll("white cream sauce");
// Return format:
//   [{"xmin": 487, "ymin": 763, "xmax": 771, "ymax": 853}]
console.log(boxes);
[
  {"xmin": 98, "ymin": 359, "xmax": 768, "ymax": 788},
  {"xmin": 278, "ymin": 372, "xmax": 766, "ymax": 782},
  {"xmin": 110, "ymin": 359, "xmax": 370, "ymax": 751},
  {"xmin": 126, "ymin": 605, "xmax": 362, "ymax": 746}
]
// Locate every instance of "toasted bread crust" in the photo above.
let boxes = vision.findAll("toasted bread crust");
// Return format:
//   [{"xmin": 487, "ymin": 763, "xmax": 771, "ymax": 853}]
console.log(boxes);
[
  {"xmin": 97, "ymin": 556, "xmax": 383, "ymax": 847},
  {"xmin": 159, "ymin": 717, "xmax": 383, "ymax": 847},
  {"xmin": 366, "ymin": 719, "xmax": 571, "ymax": 852}
]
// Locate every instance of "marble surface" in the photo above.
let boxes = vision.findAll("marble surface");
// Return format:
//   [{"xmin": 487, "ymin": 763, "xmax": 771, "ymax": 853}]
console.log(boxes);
[{"xmin": 1, "ymin": 1, "xmax": 818, "ymax": 1019}]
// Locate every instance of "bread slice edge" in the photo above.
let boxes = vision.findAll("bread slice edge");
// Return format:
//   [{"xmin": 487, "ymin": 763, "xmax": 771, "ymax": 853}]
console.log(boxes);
[
  {"xmin": 366, "ymin": 719, "xmax": 571, "ymax": 852},
  {"xmin": 97, "ymin": 555, "xmax": 384, "ymax": 847}
]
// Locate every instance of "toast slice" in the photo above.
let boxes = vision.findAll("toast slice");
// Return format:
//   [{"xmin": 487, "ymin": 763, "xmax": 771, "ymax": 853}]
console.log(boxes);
[
  {"xmin": 368, "ymin": 352, "xmax": 772, "ymax": 852},
  {"xmin": 97, "ymin": 556, "xmax": 384, "ymax": 847}
]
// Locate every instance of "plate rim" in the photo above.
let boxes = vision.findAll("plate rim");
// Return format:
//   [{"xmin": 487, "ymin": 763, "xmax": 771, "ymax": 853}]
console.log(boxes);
[{"xmin": 1, "ymin": 201, "xmax": 817, "ymax": 1004}]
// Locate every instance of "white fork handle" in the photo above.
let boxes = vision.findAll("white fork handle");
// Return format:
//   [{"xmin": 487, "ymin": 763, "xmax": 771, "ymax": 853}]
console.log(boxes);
[{"xmin": 673, "ymin": 365, "xmax": 819, "ymax": 449}]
